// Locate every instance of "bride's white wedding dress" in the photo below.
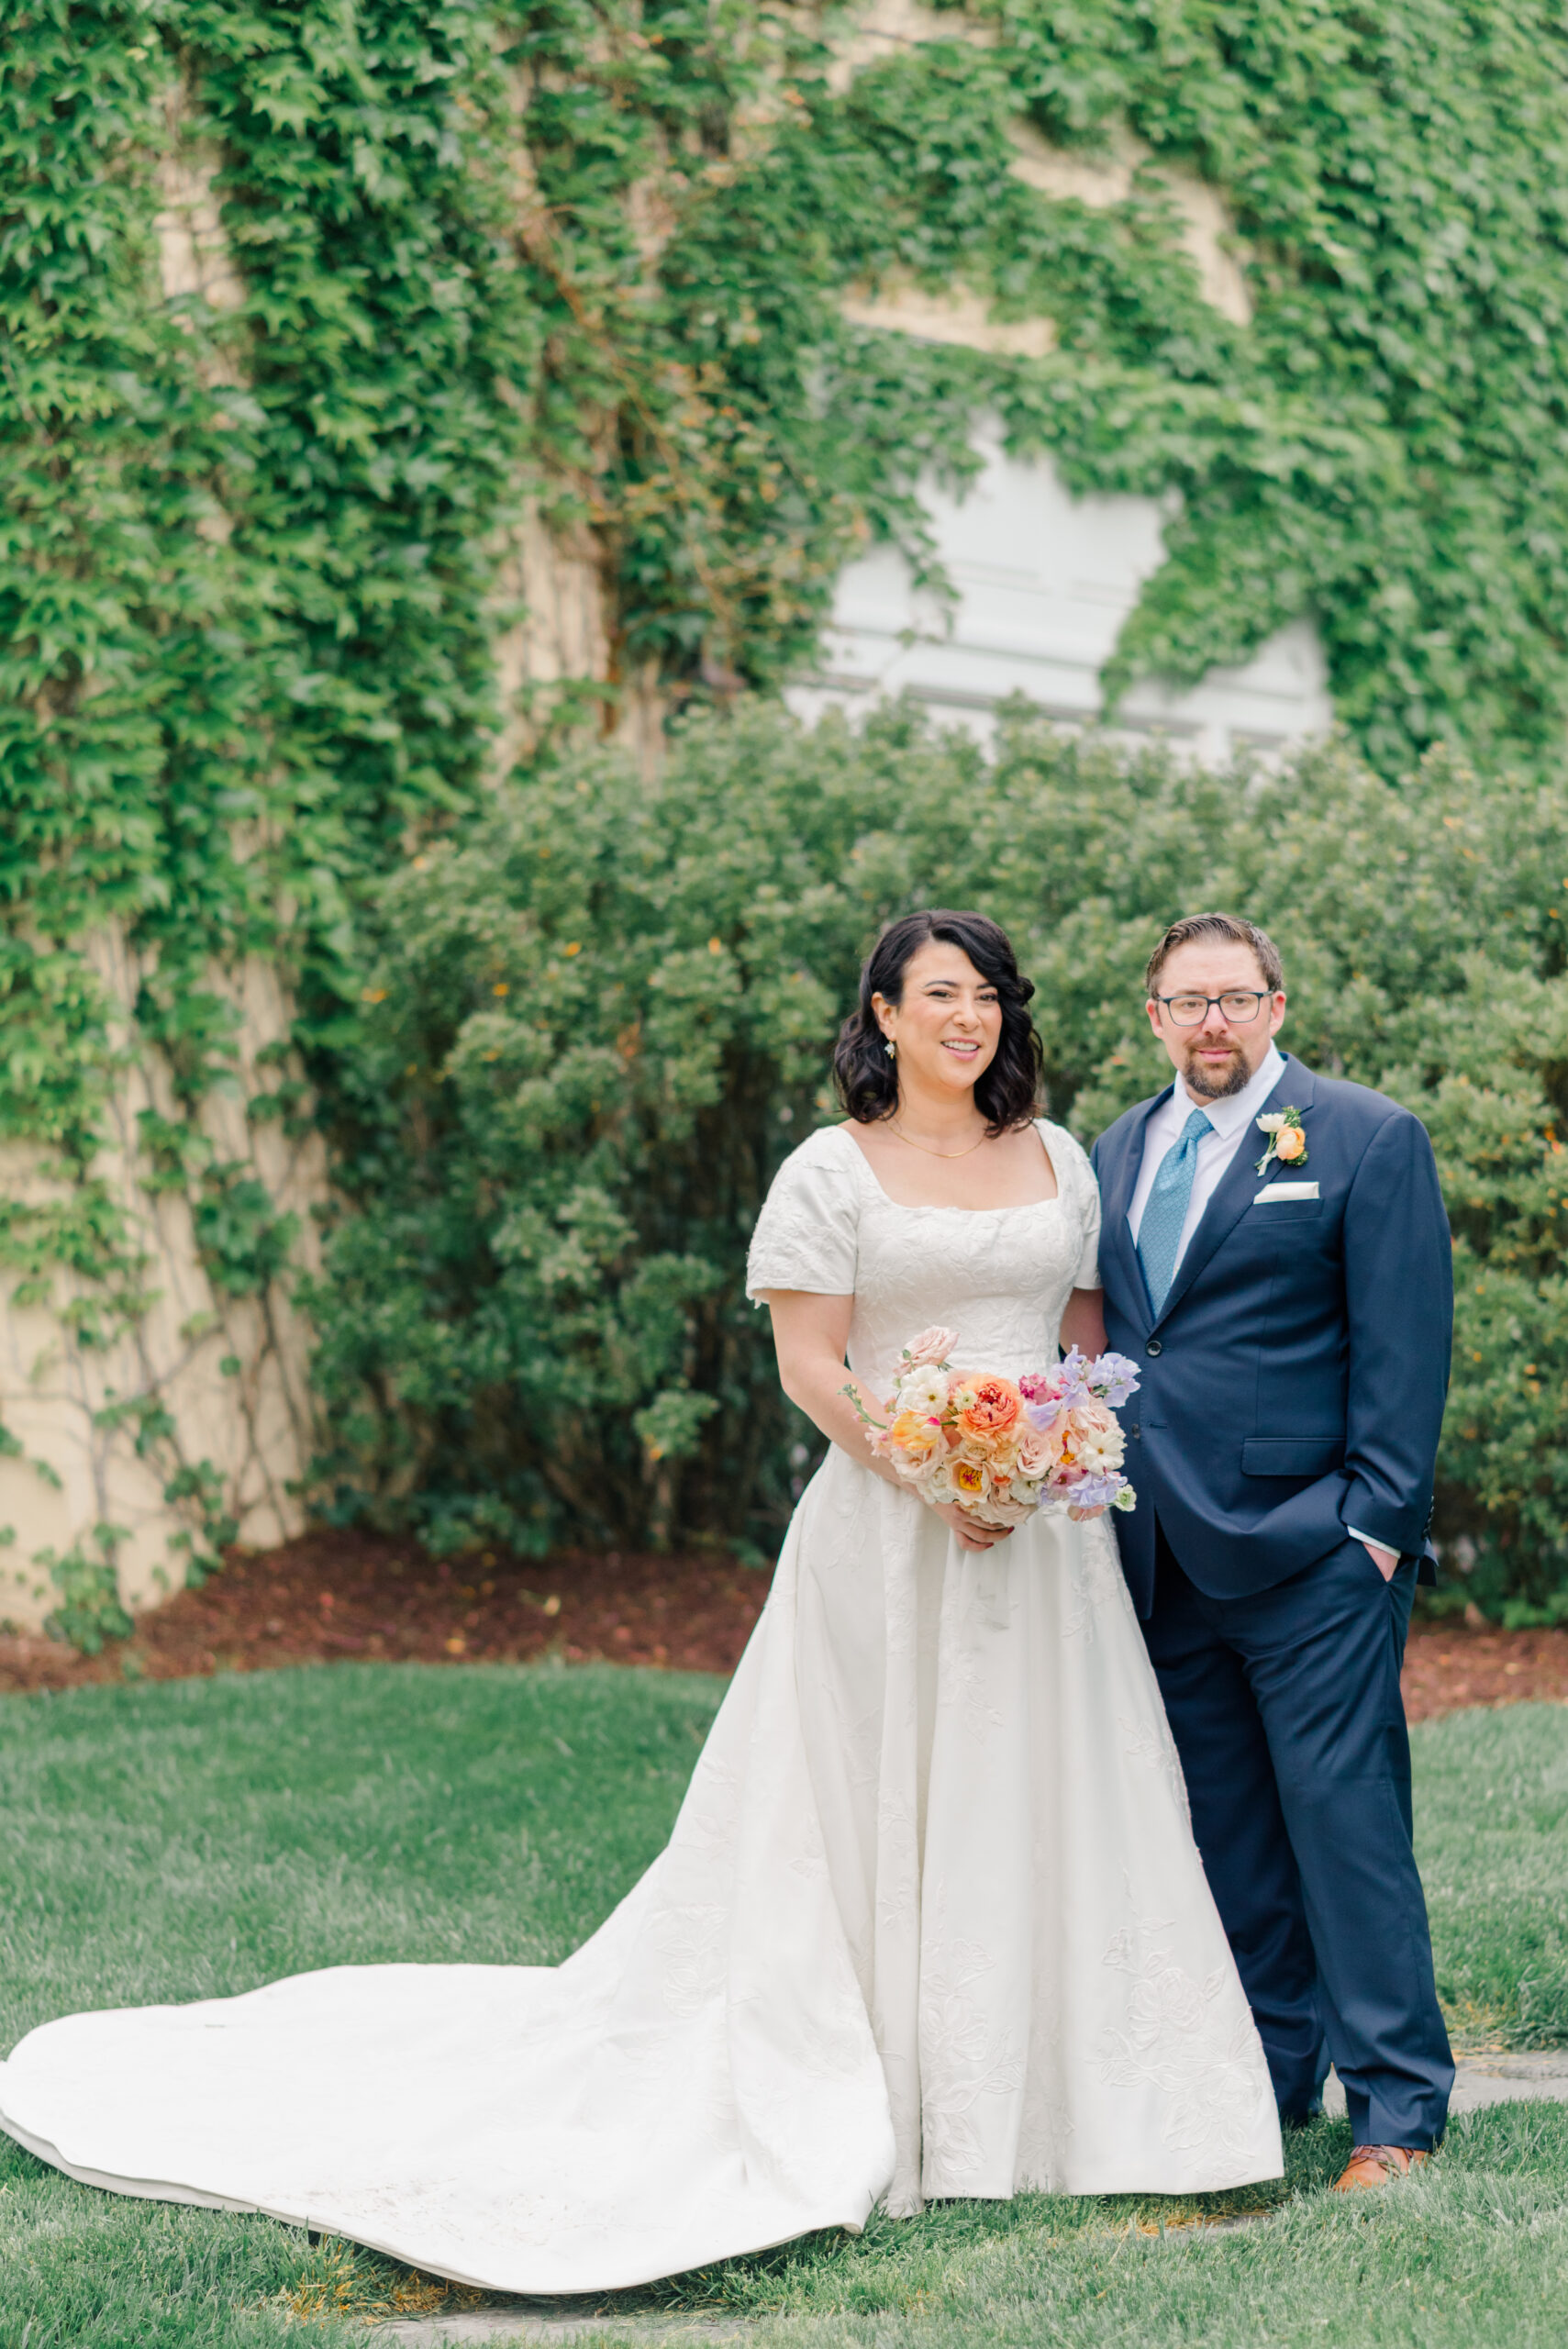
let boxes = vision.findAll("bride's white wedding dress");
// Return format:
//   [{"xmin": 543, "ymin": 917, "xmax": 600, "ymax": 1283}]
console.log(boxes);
[{"xmin": 0, "ymin": 1119, "xmax": 1280, "ymax": 2292}]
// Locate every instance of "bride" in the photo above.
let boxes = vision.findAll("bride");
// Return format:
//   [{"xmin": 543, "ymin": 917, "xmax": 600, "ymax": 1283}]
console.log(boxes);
[{"xmin": 0, "ymin": 909, "xmax": 1279, "ymax": 2293}]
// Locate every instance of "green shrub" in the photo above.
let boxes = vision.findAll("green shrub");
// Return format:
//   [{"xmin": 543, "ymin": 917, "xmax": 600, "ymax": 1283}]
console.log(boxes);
[{"xmin": 308, "ymin": 703, "xmax": 1568, "ymax": 1606}]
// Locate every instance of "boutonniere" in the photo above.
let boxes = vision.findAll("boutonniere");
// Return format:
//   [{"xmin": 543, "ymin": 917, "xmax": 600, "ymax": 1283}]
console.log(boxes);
[{"xmin": 1255, "ymin": 1107, "xmax": 1307, "ymax": 1177}]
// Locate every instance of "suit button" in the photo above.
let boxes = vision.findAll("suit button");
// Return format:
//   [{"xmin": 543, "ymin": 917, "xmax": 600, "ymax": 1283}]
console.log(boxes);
[
  {"xmin": 1146, "ymin": 1338, "xmax": 1162, "ymax": 1357},
  {"xmin": 1130, "ymin": 1423, "xmax": 1141, "ymax": 1440}
]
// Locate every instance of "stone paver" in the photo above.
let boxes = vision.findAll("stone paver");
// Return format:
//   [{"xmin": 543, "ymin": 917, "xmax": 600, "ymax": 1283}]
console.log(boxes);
[{"xmin": 1323, "ymin": 2049, "xmax": 1568, "ymax": 2121}]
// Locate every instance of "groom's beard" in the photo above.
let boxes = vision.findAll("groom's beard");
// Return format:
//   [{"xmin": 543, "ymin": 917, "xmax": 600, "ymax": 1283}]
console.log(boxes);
[{"xmin": 1180, "ymin": 1039, "xmax": 1253, "ymax": 1099}]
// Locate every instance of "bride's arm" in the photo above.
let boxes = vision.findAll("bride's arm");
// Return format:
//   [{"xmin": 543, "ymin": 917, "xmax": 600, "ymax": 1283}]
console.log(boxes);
[
  {"xmin": 760, "ymin": 1289, "xmax": 899, "ymax": 1476},
  {"xmin": 760, "ymin": 1289, "xmax": 1013, "ymax": 1552},
  {"xmin": 1058, "ymin": 1286, "xmax": 1107, "ymax": 1359}
]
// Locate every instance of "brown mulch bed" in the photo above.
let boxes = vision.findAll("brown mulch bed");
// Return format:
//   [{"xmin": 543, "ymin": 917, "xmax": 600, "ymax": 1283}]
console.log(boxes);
[
  {"xmin": 2, "ymin": 1532, "xmax": 1566, "ymax": 1724},
  {"xmin": 1401, "ymin": 1620, "xmax": 1568, "ymax": 1722},
  {"xmin": 0, "ymin": 1531, "xmax": 769, "ymax": 1697}
]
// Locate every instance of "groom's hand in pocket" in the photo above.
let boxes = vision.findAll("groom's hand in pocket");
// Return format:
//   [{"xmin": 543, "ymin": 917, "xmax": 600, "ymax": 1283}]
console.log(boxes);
[{"xmin": 1361, "ymin": 1539, "xmax": 1398, "ymax": 1583}]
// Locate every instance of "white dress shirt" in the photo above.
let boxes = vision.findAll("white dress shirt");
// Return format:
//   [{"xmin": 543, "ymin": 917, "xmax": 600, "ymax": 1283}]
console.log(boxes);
[
  {"xmin": 1124, "ymin": 1043, "xmax": 1390, "ymax": 1562},
  {"xmin": 1127, "ymin": 1044, "xmax": 1287, "ymax": 1269}
]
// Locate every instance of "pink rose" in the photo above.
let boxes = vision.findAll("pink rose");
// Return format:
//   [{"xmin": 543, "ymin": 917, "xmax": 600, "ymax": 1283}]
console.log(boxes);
[
  {"xmin": 904, "ymin": 1326, "xmax": 959, "ymax": 1370},
  {"xmin": 1013, "ymin": 1423, "xmax": 1062, "ymax": 1477}
]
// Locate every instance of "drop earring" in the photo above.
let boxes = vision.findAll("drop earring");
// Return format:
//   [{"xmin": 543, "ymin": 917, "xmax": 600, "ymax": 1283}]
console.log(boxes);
[{"xmin": 884, "ymin": 1038, "xmax": 895, "ymax": 1059}]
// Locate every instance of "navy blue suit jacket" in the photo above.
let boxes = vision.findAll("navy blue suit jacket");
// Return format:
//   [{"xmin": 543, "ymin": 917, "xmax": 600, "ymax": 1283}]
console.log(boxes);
[{"xmin": 1090, "ymin": 1053, "xmax": 1452, "ymax": 1619}]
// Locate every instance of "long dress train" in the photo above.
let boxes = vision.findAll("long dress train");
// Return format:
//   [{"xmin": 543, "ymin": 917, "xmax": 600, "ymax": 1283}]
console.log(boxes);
[{"xmin": 0, "ymin": 1119, "xmax": 1280, "ymax": 2291}]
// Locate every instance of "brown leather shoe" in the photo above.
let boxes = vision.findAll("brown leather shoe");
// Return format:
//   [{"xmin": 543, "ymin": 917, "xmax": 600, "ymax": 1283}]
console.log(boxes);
[{"xmin": 1333, "ymin": 2143, "xmax": 1432, "ymax": 2191}]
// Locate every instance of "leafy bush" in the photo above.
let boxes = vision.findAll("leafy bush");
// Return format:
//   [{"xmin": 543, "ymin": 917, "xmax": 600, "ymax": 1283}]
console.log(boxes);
[{"xmin": 309, "ymin": 704, "xmax": 1568, "ymax": 1608}]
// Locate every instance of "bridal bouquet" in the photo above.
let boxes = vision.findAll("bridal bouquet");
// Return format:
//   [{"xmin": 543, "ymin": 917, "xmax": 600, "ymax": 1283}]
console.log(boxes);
[{"xmin": 848, "ymin": 1327, "xmax": 1140, "ymax": 1525}]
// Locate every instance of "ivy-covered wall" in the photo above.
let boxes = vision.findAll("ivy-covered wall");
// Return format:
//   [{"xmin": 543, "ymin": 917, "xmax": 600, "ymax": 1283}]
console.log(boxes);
[
  {"xmin": 5, "ymin": 0, "xmax": 1568, "ymax": 1631},
  {"xmin": 2, "ymin": 0, "xmax": 532, "ymax": 1629},
  {"xmin": 505, "ymin": 0, "xmax": 1568, "ymax": 772}
]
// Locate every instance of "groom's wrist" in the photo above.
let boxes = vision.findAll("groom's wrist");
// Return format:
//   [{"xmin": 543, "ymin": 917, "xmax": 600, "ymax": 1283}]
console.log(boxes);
[
  {"xmin": 1340, "ymin": 1483, "xmax": 1422, "ymax": 1560},
  {"xmin": 1351, "ymin": 1531, "xmax": 1399, "ymax": 1581},
  {"xmin": 1345, "ymin": 1521, "xmax": 1399, "ymax": 1556}
]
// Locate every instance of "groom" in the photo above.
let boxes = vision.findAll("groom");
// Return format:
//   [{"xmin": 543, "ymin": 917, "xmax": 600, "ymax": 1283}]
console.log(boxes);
[{"xmin": 1091, "ymin": 912, "xmax": 1454, "ymax": 2191}]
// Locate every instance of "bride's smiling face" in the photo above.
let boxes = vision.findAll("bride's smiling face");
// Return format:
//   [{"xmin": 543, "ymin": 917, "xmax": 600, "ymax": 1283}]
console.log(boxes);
[{"xmin": 873, "ymin": 941, "xmax": 1002, "ymax": 1100}]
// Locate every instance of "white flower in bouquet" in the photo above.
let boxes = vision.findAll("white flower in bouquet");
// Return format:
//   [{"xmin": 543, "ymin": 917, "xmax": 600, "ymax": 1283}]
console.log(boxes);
[
  {"xmin": 1077, "ymin": 1426, "xmax": 1124, "ymax": 1475},
  {"xmin": 895, "ymin": 1362, "xmax": 950, "ymax": 1415}
]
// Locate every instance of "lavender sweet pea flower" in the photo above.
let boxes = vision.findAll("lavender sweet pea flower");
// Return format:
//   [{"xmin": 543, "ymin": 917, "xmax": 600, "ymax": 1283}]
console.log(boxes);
[
  {"xmin": 1094, "ymin": 1353, "xmax": 1141, "ymax": 1408},
  {"xmin": 1065, "ymin": 1470, "xmax": 1135, "ymax": 1512}
]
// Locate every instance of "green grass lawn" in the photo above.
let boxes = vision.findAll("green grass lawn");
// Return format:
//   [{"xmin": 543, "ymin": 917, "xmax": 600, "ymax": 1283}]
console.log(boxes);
[
  {"xmin": 1413, "ymin": 1701, "xmax": 1568, "ymax": 2046},
  {"xmin": 1, "ymin": 1663, "xmax": 1566, "ymax": 2347}
]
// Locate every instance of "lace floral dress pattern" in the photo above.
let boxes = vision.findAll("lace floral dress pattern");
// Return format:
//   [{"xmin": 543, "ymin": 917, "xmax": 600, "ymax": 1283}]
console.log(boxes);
[{"xmin": 0, "ymin": 1120, "xmax": 1279, "ymax": 2295}]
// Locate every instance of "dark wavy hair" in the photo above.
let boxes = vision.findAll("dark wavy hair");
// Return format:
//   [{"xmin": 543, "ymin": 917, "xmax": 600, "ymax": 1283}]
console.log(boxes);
[{"xmin": 833, "ymin": 909, "xmax": 1044, "ymax": 1132}]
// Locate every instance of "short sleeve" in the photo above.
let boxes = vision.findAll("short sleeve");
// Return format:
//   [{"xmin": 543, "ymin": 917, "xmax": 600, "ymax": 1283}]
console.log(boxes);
[
  {"xmin": 745, "ymin": 1130, "xmax": 861, "ymax": 1300},
  {"xmin": 1046, "ymin": 1121, "xmax": 1102, "ymax": 1289}
]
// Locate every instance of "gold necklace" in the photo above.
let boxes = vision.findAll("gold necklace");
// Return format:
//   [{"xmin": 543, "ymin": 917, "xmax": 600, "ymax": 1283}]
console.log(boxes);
[{"xmin": 888, "ymin": 1119, "xmax": 990, "ymax": 1161}]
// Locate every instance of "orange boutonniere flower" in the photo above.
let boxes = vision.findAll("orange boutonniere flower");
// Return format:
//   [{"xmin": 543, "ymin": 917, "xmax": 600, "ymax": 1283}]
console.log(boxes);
[{"xmin": 1255, "ymin": 1107, "xmax": 1308, "ymax": 1177}]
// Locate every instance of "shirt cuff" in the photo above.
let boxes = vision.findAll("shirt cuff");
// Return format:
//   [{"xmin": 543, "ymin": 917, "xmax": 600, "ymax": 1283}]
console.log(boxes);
[{"xmin": 1346, "ymin": 1524, "xmax": 1397, "ymax": 1555}]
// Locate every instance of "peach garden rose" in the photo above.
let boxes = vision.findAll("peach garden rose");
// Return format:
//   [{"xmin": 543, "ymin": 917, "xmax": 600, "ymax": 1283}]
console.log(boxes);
[{"xmin": 953, "ymin": 1373, "xmax": 1023, "ymax": 1442}]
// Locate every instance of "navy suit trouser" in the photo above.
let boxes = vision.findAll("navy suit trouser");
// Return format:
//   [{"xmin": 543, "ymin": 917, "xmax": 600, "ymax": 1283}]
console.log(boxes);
[{"xmin": 1142, "ymin": 1523, "xmax": 1453, "ymax": 2149}]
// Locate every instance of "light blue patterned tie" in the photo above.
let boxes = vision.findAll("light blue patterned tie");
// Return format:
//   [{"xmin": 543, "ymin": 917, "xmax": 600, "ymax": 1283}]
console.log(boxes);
[{"xmin": 1137, "ymin": 1108, "xmax": 1214, "ymax": 1317}]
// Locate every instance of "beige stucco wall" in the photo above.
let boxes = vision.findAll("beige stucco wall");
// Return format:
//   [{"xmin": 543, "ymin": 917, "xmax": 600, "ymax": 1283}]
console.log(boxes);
[{"xmin": 0, "ymin": 936, "xmax": 325, "ymax": 1631}]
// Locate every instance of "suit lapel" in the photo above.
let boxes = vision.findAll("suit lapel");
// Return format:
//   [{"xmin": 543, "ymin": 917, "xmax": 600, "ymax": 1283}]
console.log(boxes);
[
  {"xmin": 1103, "ymin": 1085, "xmax": 1171, "ymax": 1334},
  {"xmin": 1151, "ymin": 1054, "xmax": 1319, "ymax": 1330}
]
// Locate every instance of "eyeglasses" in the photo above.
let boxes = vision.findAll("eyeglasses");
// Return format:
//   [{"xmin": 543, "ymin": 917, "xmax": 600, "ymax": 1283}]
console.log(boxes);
[{"xmin": 1154, "ymin": 990, "xmax": 1272, "ymax": 1028}]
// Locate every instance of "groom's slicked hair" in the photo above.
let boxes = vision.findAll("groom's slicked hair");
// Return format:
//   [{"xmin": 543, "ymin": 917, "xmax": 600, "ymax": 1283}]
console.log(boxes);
[
  {"xmin": 834, "ymin": 908, "xmax": 1045, "ymax": 1133},
  {"xmin": 1145, "ymin": 913, "xmax": 1284, "ymax": 997}
]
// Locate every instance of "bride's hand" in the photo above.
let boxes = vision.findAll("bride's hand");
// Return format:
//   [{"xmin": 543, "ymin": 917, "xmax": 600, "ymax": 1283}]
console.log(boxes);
[
  {"xmin": 934, "ymin": 1500, "xmax": 1015, "ymax": 1552},
  {"xmin": 1067, "ymin": 1503, "xmax": 1107, "ymax": 1521}
]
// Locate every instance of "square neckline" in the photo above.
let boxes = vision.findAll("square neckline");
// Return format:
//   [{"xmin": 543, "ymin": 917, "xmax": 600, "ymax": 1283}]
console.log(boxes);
[{"xmin": 838, "ymin": 1119, "xmax": 1064, "ymax": 1216}]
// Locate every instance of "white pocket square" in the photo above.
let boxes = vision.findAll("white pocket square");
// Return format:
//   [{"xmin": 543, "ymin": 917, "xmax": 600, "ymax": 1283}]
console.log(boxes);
[{"xmin": 1254, "ymin": 1179, "xmax": 1319, "ymax": 1202}]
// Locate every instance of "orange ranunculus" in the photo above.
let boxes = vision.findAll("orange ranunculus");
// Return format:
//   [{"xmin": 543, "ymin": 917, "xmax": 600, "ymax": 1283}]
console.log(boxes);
[
  {"xmin": 953, "ymin": 1374, "xmax": 1022, "ymax": 1442},
  {"xmin": 1273, "ymin": 1124, "xmax": 1307, "ymax": 1163},
  {"xmin": 884, "ymin": 1408, "xmax": 944, "ymax": 1470}
]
